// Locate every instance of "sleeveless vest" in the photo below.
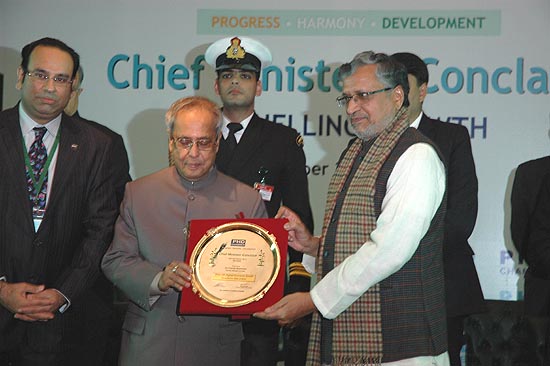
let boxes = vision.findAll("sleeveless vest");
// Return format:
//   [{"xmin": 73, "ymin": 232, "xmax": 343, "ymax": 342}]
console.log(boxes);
[{"xmin": 307, "ymin": 126, "xmax": 447, "ymax": 365}]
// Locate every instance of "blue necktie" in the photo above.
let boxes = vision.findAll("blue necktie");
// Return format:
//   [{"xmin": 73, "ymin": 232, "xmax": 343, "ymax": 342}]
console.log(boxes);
[{"xmin": 26, "ymin": 127, "xmax": 48, "ymax": 218}]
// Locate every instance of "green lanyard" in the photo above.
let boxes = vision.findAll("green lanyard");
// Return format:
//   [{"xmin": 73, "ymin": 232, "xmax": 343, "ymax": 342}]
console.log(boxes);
[{"xmin": 22, "ymin": 129, "xmax": 61, "ymax": 197}]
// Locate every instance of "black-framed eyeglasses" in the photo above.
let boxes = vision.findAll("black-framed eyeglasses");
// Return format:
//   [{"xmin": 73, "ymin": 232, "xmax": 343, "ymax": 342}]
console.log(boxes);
[
  {"xmin": 172, "ymin": 137, "xmax": 217, "ymax": 151},
  {"xmin": 25, "ymin": 70, "xmax": 73, "ymax": 86},
  {"xmin": 336, "ymin": 87, "xmax": 394, "ymax": 108}
]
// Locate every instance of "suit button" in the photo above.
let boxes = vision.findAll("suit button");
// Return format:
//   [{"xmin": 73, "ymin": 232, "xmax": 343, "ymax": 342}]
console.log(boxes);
[
  {"xmin": 188, "ymin": 194, "xmax": 195, "ymax": 201},
  {"xmin": 34, "ymin": 240, "xmax": 43, "ymax": 247},
  {"xmin": 178, "ymin": 315, "xmax": 186, "ymax": 322}
]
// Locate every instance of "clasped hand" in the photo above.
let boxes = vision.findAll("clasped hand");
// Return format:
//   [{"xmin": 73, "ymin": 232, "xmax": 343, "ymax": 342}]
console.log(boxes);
[{"xmin": 0, "ymin": 282, "xmax": 66, "ymax": 322}]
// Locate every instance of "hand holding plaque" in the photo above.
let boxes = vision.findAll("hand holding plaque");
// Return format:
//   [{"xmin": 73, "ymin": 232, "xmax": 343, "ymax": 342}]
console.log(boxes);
[{"xmin": 178, "ymin": 218, "xmax": 288, "ymax": 316}]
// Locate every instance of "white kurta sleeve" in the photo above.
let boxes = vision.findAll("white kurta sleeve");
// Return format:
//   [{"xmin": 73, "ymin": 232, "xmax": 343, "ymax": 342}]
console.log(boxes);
[{"xmin": 310, "ymin": 143, "xmax": 446, "ymax": 319}]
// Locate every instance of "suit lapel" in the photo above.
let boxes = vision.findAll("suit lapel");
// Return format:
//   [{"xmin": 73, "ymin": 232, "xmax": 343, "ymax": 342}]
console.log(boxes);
[
  {"xmin": 222, "ymin": 114, "xmax": 265, "ymax": 173},
  {"xmin": 45, "ymin": 115, "xmax": 83, "ymax": 215},
  {"xmin": 235, "ymin": 114, "xmax": 264, "ymax": 155},
  {"xmin": 417, "ymin": 114, "xmax": 435, "ymax": 137}
]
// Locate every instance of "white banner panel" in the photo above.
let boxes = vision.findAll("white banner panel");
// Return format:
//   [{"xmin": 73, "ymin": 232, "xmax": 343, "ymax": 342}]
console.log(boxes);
[{"xmin": 1, "ymin": 0, "xmax": 549, "ymax": 301}]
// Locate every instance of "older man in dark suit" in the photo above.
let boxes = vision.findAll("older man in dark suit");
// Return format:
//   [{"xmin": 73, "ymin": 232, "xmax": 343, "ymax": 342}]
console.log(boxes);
[
  {"xmin": 63, "ymin": 65, "xmax": 131, "ymax": 366},
  {"xmin": 0, "ymin": 37, "xmax": 117, "ymax": 366},
  {"xmin": 392, "ymin": 52, "xmax": 486, "ymax": 366},
  {"xmin": 65, "ymin": 65, "xmax": 131, "ymax": 205}
]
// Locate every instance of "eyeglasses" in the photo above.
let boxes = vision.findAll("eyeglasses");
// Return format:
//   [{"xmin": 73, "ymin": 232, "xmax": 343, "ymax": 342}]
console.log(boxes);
[
  {"xmin": 25, "ymin": 70, "xmax": 73, "ymax": 86},
  {"xmin": 172, "ymin": 137, "xmax": 217, "ymax": 151},
  {"xmin": 336, "ymin": 87, "xmax": 394, "ymax": 108}
]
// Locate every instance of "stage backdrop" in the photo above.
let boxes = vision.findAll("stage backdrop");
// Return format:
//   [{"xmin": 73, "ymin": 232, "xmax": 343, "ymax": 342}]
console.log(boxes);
[{"xmin": 2, "ymin": 0, "xmax": 549, "ymax": 301}]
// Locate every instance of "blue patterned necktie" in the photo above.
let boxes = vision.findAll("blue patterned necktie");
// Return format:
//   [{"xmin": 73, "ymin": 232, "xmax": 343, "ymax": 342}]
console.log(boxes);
[{"xmin": 26, "ymin": 126, "xmax": 48, "ymax": 218}]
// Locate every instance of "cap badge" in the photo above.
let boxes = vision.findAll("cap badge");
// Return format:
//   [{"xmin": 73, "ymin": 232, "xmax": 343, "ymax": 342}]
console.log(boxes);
[{"xmin": 226, "ymin": 37, "xmax": 246, "ymax": 61}]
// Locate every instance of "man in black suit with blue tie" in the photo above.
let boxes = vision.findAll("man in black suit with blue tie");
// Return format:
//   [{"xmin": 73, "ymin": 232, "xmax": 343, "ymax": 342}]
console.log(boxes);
[
  {"xmin": 0, "ymin": 37, "xmax": 117, "ymax": 365},
  {"xmin": 392, "ymin": 52, "xmax": 486, "ymax": 366}
]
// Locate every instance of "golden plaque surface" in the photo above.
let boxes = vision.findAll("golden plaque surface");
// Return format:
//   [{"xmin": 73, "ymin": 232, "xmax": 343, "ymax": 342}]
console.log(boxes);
[{"xmin": 188, "ymin": 222, "xmax": 281, "ymax": 308}]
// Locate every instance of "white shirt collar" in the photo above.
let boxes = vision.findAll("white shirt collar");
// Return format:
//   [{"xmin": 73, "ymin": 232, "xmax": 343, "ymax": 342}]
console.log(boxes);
[
  {"xmin": 19, "ymin": 103, "xmax": 62, "ymax": 140},
  {"xmin": 221, "ymin": 112, "xmax": 254, "ymax": 141},
  {"xmin": 409, "ymin": 111, "xmax": 424, "ymax": 129}
]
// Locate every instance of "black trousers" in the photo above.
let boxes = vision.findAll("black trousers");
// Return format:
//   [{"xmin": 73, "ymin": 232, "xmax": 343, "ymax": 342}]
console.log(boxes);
[
  {"xmin": 447, "ymin": 315, "xmax": 466, "ymax": 366},
  {"xmin": 283, "ymin": 314, "xmax": 312, "ymax": 366},
  {"xmin": 0, "ymin": 346, "xmax": 60, "ymax": 366},
  {"xmin": 524, "ymin": 270, "xmax": 550, "ymax": 317},
  {"xmin": 241, "ymin": 318, "xmax": 280, "ymax": 366}
]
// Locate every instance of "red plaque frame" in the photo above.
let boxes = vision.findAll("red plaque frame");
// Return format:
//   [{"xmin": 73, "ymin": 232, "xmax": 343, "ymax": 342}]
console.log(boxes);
[{"xmin": 177, "ymin": 218, "xmax": 288, "ymax": 316}]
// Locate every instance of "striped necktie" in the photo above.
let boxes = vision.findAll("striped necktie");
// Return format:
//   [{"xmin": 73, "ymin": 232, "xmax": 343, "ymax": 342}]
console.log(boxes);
[{"xmin": 26, "ymin": 126, "xmax": 48, "ymax": 218}]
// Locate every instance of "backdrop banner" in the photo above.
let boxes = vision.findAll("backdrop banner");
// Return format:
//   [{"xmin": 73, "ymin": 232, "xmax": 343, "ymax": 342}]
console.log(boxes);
[{"xmin": 2, "ymin": 0, "xmax": 548, "ymax": 301}]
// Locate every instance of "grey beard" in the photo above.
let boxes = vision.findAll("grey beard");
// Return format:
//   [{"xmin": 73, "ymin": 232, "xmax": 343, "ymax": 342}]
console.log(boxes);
[{"xmin": 350, "ymin": 106, "xmax": 408, "ymax": 141}]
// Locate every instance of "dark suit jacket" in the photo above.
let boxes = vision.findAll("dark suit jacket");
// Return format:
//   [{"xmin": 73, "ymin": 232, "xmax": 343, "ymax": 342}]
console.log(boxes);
[
  {"xmin": 525, "ymin": 170, "xmax": 550, "ymax": 278},
  {"xmin": 216, "ymin": 113, "xmax": 313, "ymax": 292},
  {"xmin": 71, "ymin": 112, "xmax": 131, "ymax": 365},
  {"xmin": 523, "ymin": 170, "xmax": 550, "ymax": 316},
  {"xmin": 417, "ymin": 114, "xmax": 485, "ymax": 317},
  {"xmin": 512, "ymin": 157, "xmax": 550, "ymax": 316},
  {"xmin": 74, "ymin": 111, "xmax": 131, "ymax": 207},
  {"xmin": 72, "ymin": 112, "xmax": 131, "ymax": 305},
  {"xmin": 511, "ymin": 156, "xmax": 550, "ymax": 264},
  {"xmin": 0, "ymin": 105, "xmax": 118, "ymax": 354}
]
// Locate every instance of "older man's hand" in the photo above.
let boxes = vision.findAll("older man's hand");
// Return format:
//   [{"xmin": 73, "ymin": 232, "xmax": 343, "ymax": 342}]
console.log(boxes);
[
  {"xmin": 158, "ymin": 261, "xmax": 192, "ymax": 292},
  {"xmin": 275, "ymin": 206, "xmax": 320, "ymax": 257},
  {"xmin": 253, "ymin": 292, "xmax": 316, "ymax": 327}
]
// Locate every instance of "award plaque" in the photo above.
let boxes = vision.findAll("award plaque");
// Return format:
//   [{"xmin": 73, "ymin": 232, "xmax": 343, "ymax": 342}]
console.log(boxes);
[{"xmin": 178, "ymin": 218, "xmax": 288, "ymax": 316}]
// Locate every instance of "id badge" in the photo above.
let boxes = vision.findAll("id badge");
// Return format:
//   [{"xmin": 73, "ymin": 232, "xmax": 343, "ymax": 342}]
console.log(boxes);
[
  {"xmin": 254, "ymin": 182, "xmax": 274, "ymax": 202},
  {"xmin": 33, "ymin": 208, "xmax": 45, "ymax": 232}
]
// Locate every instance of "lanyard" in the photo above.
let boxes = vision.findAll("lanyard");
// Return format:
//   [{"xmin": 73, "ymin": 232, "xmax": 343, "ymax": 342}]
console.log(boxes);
[{"xmin": 22, "ymin": 130, "xmax": 61, "ymax": 196}]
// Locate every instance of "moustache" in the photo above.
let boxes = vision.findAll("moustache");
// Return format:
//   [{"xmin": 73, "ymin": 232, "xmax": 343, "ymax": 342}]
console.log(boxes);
[
  {"xmin": 348, "ymin": 112, "xmax": 368, "ymax": 121},
  {"xmin": 37, "ymin": 93, "xmax": 58, "ymax": 101}
]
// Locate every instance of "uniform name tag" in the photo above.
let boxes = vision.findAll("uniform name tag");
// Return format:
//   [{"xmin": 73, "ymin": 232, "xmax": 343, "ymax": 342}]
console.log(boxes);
[{"xmin": 254, "ymin": 182, "xmax": 274, "ymax": 202}]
